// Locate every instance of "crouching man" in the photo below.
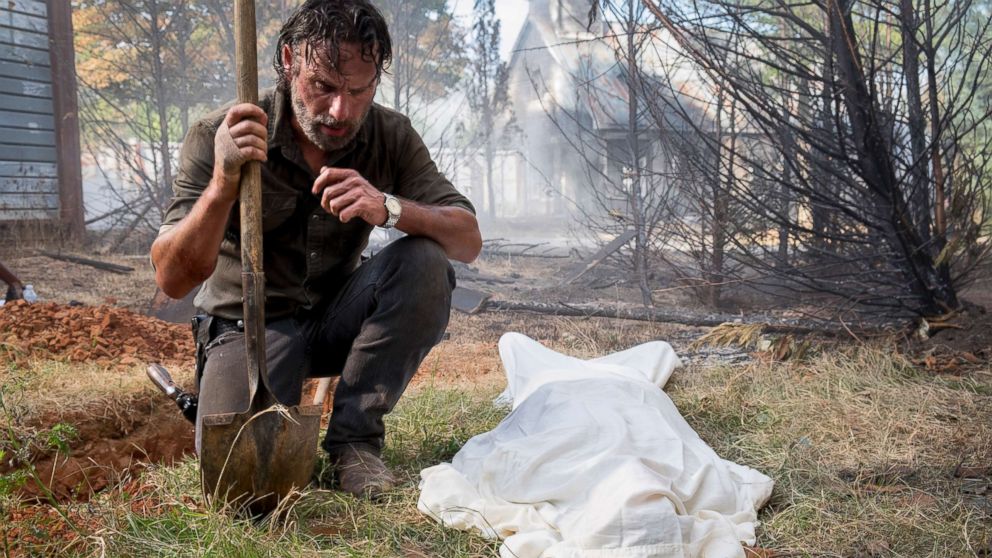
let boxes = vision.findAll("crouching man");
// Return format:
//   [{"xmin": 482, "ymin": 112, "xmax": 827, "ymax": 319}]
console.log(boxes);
[{"xmin": 150, "ymin": 0, "xmax": 481, "ymax": 499}]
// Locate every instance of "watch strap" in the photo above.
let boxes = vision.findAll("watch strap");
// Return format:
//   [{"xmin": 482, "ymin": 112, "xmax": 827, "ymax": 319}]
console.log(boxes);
[{"xmin": 382, "ymin": 193, "xmax": 401, "ymax": 229}]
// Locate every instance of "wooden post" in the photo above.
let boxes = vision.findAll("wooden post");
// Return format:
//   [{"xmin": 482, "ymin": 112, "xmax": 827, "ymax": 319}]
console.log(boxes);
[{"xmin": 46, "ymin": 0, "xmax": 85, "ymax": 241}]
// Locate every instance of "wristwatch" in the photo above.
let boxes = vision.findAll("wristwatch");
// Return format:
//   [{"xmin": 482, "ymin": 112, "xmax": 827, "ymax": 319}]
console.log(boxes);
[{"xmin": 382, "ymin": 193, "xmax": 402, "ymax": 229}]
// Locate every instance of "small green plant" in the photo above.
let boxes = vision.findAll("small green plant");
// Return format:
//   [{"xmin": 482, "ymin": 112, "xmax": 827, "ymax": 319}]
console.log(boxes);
[{"xmin": 0, "ymin": 383, "xmax": 83, "ymax": 553}]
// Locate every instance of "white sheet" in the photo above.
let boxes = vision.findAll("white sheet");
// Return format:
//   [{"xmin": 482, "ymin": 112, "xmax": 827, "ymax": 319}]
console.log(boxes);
[{"xmin": 417, "ymin": 333, "xmax": 774, "ymax": 558}]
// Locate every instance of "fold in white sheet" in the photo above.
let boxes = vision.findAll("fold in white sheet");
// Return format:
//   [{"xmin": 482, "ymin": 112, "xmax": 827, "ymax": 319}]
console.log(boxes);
[{"xmin": 418, "ymin": 333, "xmax": 774, "ymax": 558}]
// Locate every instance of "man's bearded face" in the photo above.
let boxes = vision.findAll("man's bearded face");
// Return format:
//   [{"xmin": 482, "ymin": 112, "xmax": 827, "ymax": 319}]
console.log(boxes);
[{"xmin": 287, "ymin": 43, "xmax": 378, "ymax": 152}]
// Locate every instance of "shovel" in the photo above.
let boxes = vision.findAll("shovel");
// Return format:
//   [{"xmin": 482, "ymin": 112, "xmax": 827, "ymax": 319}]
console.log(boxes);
[{"xmin": 198, "ymin": 0, "xmax": 322, "ymax": 516}]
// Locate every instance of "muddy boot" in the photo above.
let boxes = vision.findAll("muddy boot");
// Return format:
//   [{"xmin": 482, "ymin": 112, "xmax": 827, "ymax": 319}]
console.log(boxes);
[{"xmin": 331, "ymin": 444, "xmax": 397, "ymax": 500}]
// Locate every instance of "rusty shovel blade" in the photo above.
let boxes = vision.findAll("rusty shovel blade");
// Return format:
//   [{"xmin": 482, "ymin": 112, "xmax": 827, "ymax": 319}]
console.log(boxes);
[{"xmin": 200, "ymin": 399, "xmax": 322, "ymax": 516}]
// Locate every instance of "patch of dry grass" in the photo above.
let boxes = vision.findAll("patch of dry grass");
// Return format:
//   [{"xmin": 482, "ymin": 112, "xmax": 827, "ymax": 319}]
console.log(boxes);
[
  {"xmin": 4, "ymin": 385, "xmax": 505, "ymax": 558},
  {"xmin": 417, "ymin": 315, "xmax": 992, "ymax": 554},
  {"xmin": 4, "ymin": 312, "xmax": 990, "ymax": 556},
  {"xmin": 443, "ymin": 311, "xmax": 703, "ymax": 356},
  {"xmin": 668, "ymin": 343, "xmax": 992, "ymax": 556},
  {"xmin": 0, "ymin": 359, "xmax": 195, "ymax": 421}
]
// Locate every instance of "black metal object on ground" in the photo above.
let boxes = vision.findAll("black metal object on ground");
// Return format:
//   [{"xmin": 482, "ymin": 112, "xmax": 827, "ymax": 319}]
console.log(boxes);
[{"xmin": 452, "ymin": 286, "xmax": 491, "ymax": 314}]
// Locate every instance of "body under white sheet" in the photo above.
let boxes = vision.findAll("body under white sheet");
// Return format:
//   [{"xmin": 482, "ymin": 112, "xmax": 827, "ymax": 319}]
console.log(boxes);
[{"xmin": 418, "ymin": 332, "xmax": 774, "ymax": 558}]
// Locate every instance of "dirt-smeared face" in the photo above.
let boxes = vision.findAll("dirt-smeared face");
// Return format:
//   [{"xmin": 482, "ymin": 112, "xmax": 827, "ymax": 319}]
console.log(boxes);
[{"xmin": 283, "ymin": 41, "xmax": 377, "ymax": 152}]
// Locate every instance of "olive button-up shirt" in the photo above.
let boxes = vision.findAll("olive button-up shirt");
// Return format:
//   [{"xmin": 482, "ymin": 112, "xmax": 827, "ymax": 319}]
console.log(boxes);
[{"xmin": 159, "ymin": 86, "xmax": 474, "ymax": 320}]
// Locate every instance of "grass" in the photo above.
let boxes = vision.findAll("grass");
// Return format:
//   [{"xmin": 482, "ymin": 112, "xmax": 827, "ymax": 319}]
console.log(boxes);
[
  {"xmin": 2, "ymin": 320, "xmax": 991, "ymax": 557},
  {"xmin": 0, "ymin": 355, "xmax": 195, "ymax": 421},
  {"xmin": 3, "ymin": 380, "xmax": 507, "ymax": 558},
  {"xmin": 667, "ymin": 344, "xmax": 992, "ymax": 556}
]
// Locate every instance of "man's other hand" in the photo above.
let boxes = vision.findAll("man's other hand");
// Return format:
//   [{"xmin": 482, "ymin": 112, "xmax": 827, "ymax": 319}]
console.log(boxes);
[
  {"xmin": 313, "ymin": 167, "xmax": 389, "ymax": 226},
  {"xmin": 214, "ymin": 103, "xmax": 269, "ymax": 198}
]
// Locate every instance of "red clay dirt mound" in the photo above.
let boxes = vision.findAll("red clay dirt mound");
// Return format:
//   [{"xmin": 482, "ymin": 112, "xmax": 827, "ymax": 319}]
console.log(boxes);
[
  {"xmin": 0, "ymin": 300, "xmax": 193, "ymax": 367},
  {"xmin": 0, "ymin": 301, "xmax": 198, "ymax": 504}
]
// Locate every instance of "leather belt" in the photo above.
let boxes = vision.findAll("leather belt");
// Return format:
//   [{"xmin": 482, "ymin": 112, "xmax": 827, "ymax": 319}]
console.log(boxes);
[{"xmin": 212, "ymin": 316, "xmax": 244, "ymax": 339}]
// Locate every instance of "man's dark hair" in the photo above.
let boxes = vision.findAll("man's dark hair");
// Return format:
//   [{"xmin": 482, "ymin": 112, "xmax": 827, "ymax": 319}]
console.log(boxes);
[{"xmin": 273, "ymin": 0, "xmax": 392, "ymax": 90}]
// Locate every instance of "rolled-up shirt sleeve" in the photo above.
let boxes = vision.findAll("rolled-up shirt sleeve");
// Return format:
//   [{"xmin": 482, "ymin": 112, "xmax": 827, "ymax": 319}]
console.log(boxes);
[{"xmin": 159, "ymin": 119, "xmax": 219, "ymax": 236}]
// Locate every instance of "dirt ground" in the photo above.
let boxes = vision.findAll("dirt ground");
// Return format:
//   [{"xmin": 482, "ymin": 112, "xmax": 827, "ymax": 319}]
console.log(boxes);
[
  {"xmin": 0, "ymin": 246, "xmax": 706, "ymax": 509},
  {"xmin": 0, "ymin": 251, "xmax": 193, "ymax": 504},
  {"xmin": 6, "ymin": 397, "xmax": 195, "ymax": 503},
  {"xmin": 1, "ymin": 244, "xmax": 989, "ymax": 511},
  {"xmin": 2, "ymin": 253, "xmax": 156, "ymax": 312}
]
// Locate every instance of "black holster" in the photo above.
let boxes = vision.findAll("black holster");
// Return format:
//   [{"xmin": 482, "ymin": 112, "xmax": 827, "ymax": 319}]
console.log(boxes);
[{"xmin": 191, "ymin": 314, "xmax": 212, "ymax": 391}]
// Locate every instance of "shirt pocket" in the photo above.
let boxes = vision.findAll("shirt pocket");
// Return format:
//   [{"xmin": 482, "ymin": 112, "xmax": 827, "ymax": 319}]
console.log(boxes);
[{"xmin": 261, "ymin": 192, "xmax": 298, "ymax": 232}]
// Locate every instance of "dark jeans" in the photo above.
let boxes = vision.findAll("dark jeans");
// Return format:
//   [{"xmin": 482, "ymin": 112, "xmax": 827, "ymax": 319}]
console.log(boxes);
[{"xmin": 194, "ymin": 236, "xmax": 455, "ymax": 457}]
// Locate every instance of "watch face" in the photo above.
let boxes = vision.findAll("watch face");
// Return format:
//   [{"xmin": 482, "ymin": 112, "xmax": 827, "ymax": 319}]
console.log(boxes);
[{"xmin": 385, "ymin": 196, "xmax": 402, "ymax": 214}]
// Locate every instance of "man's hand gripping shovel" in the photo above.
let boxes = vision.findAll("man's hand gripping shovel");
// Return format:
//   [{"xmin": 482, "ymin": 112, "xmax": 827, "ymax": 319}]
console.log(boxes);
[{"xmin": 148, "ymin": 0, "xmax": 326, "ymax": 517}]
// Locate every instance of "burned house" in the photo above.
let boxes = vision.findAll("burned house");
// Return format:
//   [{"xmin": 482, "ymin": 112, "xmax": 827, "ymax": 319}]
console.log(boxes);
[{"xmin": 471, "ymin": 0, "xmax": 710, "ymax": 225}]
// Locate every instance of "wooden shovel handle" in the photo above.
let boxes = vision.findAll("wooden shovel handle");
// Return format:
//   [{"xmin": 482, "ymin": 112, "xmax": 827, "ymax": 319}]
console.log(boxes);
[{"xmin": 234, "ymin": 0, "xmax": 267, "ymax": 401}]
